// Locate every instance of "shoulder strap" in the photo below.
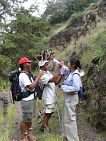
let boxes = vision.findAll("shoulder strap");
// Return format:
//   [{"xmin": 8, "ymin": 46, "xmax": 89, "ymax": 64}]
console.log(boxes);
[
  {"xmin": 20, "ymin": 71, "xmax": 33, "ymax": 82},
  {"xmin": 73, "ymin": 73, "xmax": 80, "ymax": 77},
  {"xmin": 27, "ymin": 72, "xmax": 33, "ymax": 82}
]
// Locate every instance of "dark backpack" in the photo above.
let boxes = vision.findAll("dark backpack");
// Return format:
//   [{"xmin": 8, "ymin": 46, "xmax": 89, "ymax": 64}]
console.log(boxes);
[
  {"xmin": 34, "ymin": 84, "xmax": 44, "ymax": 100},
  {"xmin": 73, "ymin": 73, "xmax": 85, "ymax": 100},
  {"xmin": 9, "ymin": 70, "xmax": 44, "ymax": 103},
  {"xmin": 78, "ymin": 86, "xmax": 85, "ymax": 100},
  {"xmin": 9, "ymin": 70, "xmax": 22, "ymax": 103},
  {"xmin": 34, "ymin": 76, "xmax": 45, "ymax": 100}
]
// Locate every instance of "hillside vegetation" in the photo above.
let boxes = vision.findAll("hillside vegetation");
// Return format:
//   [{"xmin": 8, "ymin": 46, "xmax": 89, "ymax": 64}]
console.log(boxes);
[
  {"xmin": 49, "ymin": 0, "xmax": 106, "ymax": 131},
  {"xmin": 0, "ymin": 0, "xmax": 106, "ymax": 140}
]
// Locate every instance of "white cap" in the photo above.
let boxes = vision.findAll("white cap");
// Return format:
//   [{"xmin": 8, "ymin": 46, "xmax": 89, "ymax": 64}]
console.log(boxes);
[{"xmin": 38, "ymin": 60, "xmax": 49, "ymax": 67}]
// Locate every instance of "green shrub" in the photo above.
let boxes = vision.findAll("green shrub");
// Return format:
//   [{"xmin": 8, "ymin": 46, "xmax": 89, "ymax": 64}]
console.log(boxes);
[
  {"xmin": 0, "ymin": 55, "xmax": 12, "ymax": 79},
  {"xmin": 0, "ymin": 80, "xmax": 9, "ymax": 91}
]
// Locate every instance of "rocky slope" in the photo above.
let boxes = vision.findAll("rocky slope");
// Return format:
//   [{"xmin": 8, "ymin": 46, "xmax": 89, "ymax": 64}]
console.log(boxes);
[{"xmin": 49, "ymin": 0, "xmax": 106, "ymax": 50}]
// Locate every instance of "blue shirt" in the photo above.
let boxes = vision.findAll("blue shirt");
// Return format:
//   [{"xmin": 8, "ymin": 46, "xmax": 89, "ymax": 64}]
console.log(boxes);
[
  {"xmin": 61, "ymin": 69, "xmax": 82, "ymax": 93},
  {"xmin": 52, "ymin": 58, "xmax": 83, "ymax": 93}
]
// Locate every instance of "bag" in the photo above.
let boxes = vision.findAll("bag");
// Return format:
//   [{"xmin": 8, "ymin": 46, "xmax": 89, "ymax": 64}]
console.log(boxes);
[
  {"xmin": 9, "ymin": 70, "xmax": 34, "ymax": 103},
  {"xmin": 9, "ymin": 70, "xmax": 44, "ymax": 102},
  {"xmin": 34, "ymin": 84, "xmax": 44, "ymax": 100},
  {"xmin": 78, "ymin": 86, "xmax": 85, "ymax": 100},
  {"xmin": 73, "ymin": 73, "xmax": 85, "ymax": 100},
  {"xmin": 9, "ymin": 70, "xmax": 22, "ymax": 103}
]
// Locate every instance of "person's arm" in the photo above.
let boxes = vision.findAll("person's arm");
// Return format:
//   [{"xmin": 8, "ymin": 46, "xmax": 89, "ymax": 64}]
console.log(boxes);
[
  {"xmin": 52, "ymin": 58, "xmax": 70, "ymax": 75},
  {"xmin": 48, "ymin": 64, "xmax": 62, "ymax": 83},
  {"xmin": 61, "ymin": 74, "xmax": 81, "ymax": 93},
  {"xmin": 55, "ymin": 74, "xmax": 63, "ymax": 85},
  {"xmin": 27, "ymin": 70, "xmax": 44, "ymax": 90}
]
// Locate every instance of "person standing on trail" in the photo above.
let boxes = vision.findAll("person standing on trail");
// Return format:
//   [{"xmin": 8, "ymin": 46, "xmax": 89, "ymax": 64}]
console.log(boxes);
[
  {"xmin": 60, "ymin": 57, "xmax": 84, "ymax": 141},
  {"xmin": 18, "ymin": 57, "xmax": 44, "ymax": 141},
  {"xmin": 38, "ymin": 60, "xmax": 62, "ymax": 132},
  {"xmin": 52, "ymin": 57, "xmax": 84, "ymax": 141}
]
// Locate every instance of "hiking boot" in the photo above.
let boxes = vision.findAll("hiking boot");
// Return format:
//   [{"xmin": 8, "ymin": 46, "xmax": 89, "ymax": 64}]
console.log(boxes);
[{"xmin": 27, "ymin": 131, "xmax": 36, "ymax": 141}]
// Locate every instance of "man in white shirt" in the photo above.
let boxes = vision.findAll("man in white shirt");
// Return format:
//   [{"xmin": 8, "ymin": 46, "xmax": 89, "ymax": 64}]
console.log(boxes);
[
  {"xmin": 38, "ymin": 60, "xmax": 62, "ymax": 132},
  {"xmin": 18, "ymin": 57, "xmax": 44, "ymax": 141}
]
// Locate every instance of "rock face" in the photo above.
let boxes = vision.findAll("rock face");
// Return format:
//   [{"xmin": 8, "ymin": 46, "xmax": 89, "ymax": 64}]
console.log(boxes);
[{"xmin": 49, "ymin": 0, "xmax": 106, "ymax": 49}]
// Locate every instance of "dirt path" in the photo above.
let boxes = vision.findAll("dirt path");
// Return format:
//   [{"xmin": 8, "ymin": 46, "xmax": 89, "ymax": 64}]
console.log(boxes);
[
  {"xmin": 1, "ymin": 90, "xmax": 106, "ymax": 141},
  {"xmin": 11, "ymin": 101, "xmax": 106, "ymax": 141},
  {"xmin": 12, "ymin": 102, "xmax": 22, "ymax": 141},
  {"xmin": 0, "ymin": 89, "xmax": 22, "ymax": 141}
]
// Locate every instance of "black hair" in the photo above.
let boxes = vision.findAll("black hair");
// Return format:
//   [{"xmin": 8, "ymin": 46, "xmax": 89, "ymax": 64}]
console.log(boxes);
[
  {"xmin": 19, "ymin": 64, "xmax": 24, "ymax": 70},
  {"xmin": 70, "ymin": 57, "xmax": 82, "ymax": 70}
]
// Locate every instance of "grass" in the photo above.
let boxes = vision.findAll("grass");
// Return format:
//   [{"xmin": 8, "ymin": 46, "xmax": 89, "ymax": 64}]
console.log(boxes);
[
  {"xmin": 0, "ymin": 107, "xmax": 3, "ymax": 124},
  {"xmin": 0, "ymin": 104, "xmax": 15, "ymax": 141},
  {"xmin": 0, "ymin": 9, "xmax": 105, "ymax": 141},
  {"xmin": 0, "ymin": 80, "xmax": 9, "ymax": 91},
  {"xmin": 50, "ymin": 21, "xmax": 68, "ymax": 36},
  {"xmin": 33, "ymin": 89, "xmax": 63, "ymax": 141}
]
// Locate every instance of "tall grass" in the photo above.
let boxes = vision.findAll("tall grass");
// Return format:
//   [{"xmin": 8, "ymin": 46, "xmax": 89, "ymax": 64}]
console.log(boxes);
[
  {"xmin": 0, "ymin": 104, "xmax": 15, "ymax": 141},
  {"xmin": 0, "ymin": 80, "xmax": 9, "ymax": 91},
  {"xmin": 0, "ymin": 107, "xmax": 3, "ymax": 124},
  {"xmin": 33, "ymin": 91, "xmax": 63, "ymax": 141}
]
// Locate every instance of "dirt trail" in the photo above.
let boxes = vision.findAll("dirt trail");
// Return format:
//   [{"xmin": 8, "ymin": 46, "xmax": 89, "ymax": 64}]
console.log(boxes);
[
  {"xmin": 11, "ymin": 101, "xmax": 106, "ymax": 141},
  {"xmin": 1, "ymin": 90, "xmax": 106, "ymax": 141},
  {"xmin": 12, "ymin": 102, "xmax": 22, "ymax": 141},
  {"xmin": 0, "ymin": 89, "xmax": 22, "ymax": 141}
]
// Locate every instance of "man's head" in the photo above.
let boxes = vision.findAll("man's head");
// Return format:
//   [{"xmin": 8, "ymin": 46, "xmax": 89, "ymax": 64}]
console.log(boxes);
[
  {"xmin": 18, "ymin": 57, "xmax": 32, "ymax": 71},
  {"xmin": 38, "ymin": 60, "xmax": 49, "ymax": 71}
]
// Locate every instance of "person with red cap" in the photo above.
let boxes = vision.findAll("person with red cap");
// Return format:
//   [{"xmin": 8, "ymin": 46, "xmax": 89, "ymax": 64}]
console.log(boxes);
[{"xmin": 18, "ymin": 57, "xmax": 44, "ymax": 141}]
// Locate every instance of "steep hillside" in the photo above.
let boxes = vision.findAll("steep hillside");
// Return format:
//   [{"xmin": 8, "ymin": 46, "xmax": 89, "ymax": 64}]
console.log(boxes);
[
  {"xmin": 48, "ymin": 0, "xmax": 106, "ymax": 132},
  {"xmin": 49, "ymin": 0, "xmax": 106, "ymax": 50}
]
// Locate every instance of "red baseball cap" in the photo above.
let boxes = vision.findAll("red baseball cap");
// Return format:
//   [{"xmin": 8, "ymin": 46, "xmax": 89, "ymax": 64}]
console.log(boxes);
[{"xmin": 18, "ymin": 57, "xmax": 32, "ymax": 65}]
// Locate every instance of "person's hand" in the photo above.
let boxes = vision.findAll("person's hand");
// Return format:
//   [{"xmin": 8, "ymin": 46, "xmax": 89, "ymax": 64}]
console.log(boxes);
[
  {"xmin": 57, "ymin": 63, "xmax": 63, "ymax": 69},
  {"xmin": 38, "ymin": 69, "xmax": 44, "ymax": 76}
]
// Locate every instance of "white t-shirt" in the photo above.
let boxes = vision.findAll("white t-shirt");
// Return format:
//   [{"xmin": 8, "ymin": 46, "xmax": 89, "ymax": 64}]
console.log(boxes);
[
  {"xmin": 39, "ymin": 71, "xmax": 57, "ymax": 105},
  {"xmin": 19, "ymin": 72, "xmax": 34, "ymax": 101}
]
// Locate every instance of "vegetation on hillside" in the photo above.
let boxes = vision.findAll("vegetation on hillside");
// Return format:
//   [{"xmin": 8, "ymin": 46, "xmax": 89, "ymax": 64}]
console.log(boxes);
[
  {"xmin": 56, "ymin": 20, "xmax": 106, "ymax": 131},
  {"xmin": 0, "ymin": 0, "xmax": 101, "ymax": 80},
  {"xmin": 0, "ymin": 0, "xmax": 106, "ymax": 140},
  {"xmin": 43, "ymin": 0, "xmax": 99, "ymax": 24}
]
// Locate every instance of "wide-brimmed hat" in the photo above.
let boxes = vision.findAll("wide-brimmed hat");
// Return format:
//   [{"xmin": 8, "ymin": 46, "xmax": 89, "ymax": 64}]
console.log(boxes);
[
  {"xmin": 38, "ymin": 60, "xmax": 49, "ymax": 67},
  {"xmin": 19, "ymin": 57, "xmax": 32, "ymax": 65}
]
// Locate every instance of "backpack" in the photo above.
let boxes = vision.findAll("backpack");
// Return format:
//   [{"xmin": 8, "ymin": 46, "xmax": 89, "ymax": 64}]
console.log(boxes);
[
  {"xmin": 73, "ymin": 73, "xmax": 85, "ymax": 100},
  {"xmin": 34, "ymin": 75, "xmax": 45, "ymax": 100},
  {"xmin": 78, "ymin": 86, "xmax": 85, "ymax": 100},
  {"xmin": 34, "ymin": 84, "xmax": 44, "ymax": 100},
  {"xmin": 9, "ymin": 70, "xmax": 22, "ymax": 103},
  {"xmin": 9, "ymin": 70, "xmax": 44, "ymax": 103}
]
